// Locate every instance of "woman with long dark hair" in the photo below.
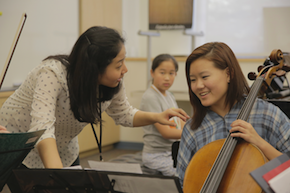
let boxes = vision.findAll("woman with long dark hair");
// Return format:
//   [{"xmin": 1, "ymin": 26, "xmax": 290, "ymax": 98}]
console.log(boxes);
[{"xmin": 0, "ymin": 26, "xmax": 189, "ymax": 170}]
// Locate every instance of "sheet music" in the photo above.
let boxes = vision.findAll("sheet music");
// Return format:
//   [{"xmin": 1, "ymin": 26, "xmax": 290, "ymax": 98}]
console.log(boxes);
[
  {"xmin": 107, "ymin": 175, "xmax": 180, "ymax": 193},
  {"xmin": 87, "ymin": 160, "xmax": 143, "ymax": 174},
  {"xmin": 63, "ymin": 165, "xmax": 83, "ymax": 170},
  {"xmin": 268, "ymin": 166, "xmax": 290, "ymax": 193}
]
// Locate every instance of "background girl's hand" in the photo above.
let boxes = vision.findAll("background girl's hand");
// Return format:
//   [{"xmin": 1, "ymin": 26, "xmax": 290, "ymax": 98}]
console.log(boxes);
[
  {"xmin": 0, "ymin": 125, "xmax": 10, "ymax": 133},
  {"xmin": 157, "ymin": 108, "xmax": 189, "ymax": 126},
  {"xmin": 230, "ymin": 119, "xmax": 263, "ymax": 147}
]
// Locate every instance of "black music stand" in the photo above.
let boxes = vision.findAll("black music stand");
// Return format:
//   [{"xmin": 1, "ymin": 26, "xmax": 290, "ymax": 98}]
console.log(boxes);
[
  {"xmin": 12, "ymin": 169, "xmax": 183, "ymax": 193},
  {"xmin": 267, "ymin": 99, "xmax": 290, "ymax": 119},
  {"xmin": 0, "ymin": 130, "xmax": 45, "ymax": 191}
]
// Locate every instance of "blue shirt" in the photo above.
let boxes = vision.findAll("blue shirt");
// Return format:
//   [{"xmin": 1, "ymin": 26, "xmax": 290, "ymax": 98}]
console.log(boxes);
[{"xmin": 176, "ymin": 98, "xmax": 290, "ymax": 186}]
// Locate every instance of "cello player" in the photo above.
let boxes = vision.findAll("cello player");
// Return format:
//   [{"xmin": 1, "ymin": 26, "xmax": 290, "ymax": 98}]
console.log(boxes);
[{"xmin": 176, "ymin": 42, "xmax": 290, "ymax": 187}]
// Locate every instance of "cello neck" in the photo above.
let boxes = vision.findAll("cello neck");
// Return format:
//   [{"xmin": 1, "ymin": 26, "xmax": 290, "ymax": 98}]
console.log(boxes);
[{"xmin": 237, "ymin": 76, "xmax": 264, "ymax": 121}]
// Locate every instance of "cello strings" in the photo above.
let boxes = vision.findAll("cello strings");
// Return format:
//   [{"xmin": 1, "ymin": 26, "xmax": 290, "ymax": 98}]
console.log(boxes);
[{"xmin": 238, "ymin": 77, "xmax": 263, "ymax": 120}]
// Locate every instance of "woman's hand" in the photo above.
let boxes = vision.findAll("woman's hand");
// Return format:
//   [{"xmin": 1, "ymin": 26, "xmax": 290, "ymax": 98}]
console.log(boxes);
[
  {"xmin": 133, "ymin": 108, "xmax": 189, "ymax": 127},
  {"xmin": 157, "ymin": 108, "xmax": 190, "ymax": 127},
  {"xmin": 230, "ymin": 119, "xmax": 263, "ymax": 146},
  {"xmin": 230, "ymin": 119, "xmax": 282, "ymax": 160},
  {"xmin": 0, "ymin": 125, "xmax": 10, "ymax": 133}
]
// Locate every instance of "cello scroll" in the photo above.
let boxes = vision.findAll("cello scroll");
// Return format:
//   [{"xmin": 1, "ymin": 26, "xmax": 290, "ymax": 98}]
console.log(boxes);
[{"xmin": 248, "ymin": 49, "xmax": 289, "ymax": 99}]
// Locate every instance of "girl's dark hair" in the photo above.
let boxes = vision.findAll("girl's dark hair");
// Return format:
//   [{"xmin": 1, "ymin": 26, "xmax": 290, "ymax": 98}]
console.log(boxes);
[
  {"xmin": 151, "ymin": 54, "xmax": 178, "ymax": 72},
  {"xmin": 44, "ymin": 26, "xmax": 125, "ymax": 123},
  {"xmin": 185, "ymin": 42, "xmax": 249, "ymax": 130}
]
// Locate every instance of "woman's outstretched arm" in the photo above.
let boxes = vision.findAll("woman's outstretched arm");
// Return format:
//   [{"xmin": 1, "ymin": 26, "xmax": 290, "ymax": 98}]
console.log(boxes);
[{"xmin": 133, "ymin": 108, "xmax": 189, "ymax": 127}]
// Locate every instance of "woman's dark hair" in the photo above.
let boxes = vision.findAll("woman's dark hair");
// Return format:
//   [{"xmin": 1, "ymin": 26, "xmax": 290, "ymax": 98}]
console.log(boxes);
[
  {"xmin": 44, "ymin": 26, "xmax": 125, "ymax": 123},
  {"xmin": 185, "ymin": 42, "xmax": 249, "ymax": 130},
  {"xmin": 152, "ymin": 54, "xmax": 179, "ymax": 72}
]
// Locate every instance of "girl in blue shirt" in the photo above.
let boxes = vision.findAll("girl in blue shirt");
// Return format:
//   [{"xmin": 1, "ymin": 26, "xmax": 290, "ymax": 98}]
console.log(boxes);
[{"xmin": 176, "ymin": 42, "xmax": 290, "ymax": 187}]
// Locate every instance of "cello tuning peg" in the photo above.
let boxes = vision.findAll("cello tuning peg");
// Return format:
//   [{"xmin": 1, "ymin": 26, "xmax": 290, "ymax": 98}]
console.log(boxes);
[
  {"xmin": 248, "ymin": 72, "xmax": 257, "ymax": 80},
  {"xmin": 257, "ymin": 65, "xmax": 264, "ymax": 72}
]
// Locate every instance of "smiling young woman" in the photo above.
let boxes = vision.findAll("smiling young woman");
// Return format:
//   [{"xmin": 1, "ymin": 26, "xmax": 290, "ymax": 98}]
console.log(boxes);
[{"xmin": 176, "ymin": 42, "xmax": 290, "ymax": 189}]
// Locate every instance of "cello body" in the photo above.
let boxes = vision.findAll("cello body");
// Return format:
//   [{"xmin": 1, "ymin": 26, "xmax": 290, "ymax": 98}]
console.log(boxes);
[{"xmin": 183, "ymin": 139, "xmax": 267, "ymax": 193}]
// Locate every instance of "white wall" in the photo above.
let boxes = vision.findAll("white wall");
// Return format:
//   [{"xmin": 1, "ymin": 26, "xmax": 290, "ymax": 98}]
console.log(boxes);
[
  {"xmin": 0, "ymin": 0, "xmax": 79, "ymax": 89},
  {"xmin": 122, "ymin": 0, "xmax": 194, "ymax": 58},
  {"xmin": 122, "ymin": 0, "xmax": 290, "ymax": 58},
  {"xmin": 204, "ymin": 0, "xmax": 290, "ymax": 55}
]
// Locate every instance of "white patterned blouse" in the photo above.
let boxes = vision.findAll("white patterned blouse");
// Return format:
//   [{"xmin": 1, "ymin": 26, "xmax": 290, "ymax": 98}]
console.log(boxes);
[{"xmin": 0, "ymin": 59, "xmax": 138, "ymax": 168}]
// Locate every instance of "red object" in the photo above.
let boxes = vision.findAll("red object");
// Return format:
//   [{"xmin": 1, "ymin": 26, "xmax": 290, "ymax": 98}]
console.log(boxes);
[{"xmin": 262, "ymin": 159, "xmax": 290, "ymax": 183}]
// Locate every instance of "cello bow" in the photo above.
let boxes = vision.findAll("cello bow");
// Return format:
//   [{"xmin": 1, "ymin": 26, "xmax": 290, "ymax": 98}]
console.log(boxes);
[{"xmin": 0, "ymin": 13, "xmax": 27, "ymax": 89}]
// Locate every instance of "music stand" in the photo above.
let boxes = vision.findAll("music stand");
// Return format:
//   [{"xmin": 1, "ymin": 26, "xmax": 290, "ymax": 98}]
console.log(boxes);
[
  {"xmin": 12, "ymin": 169, "xmax": 183, "ymax": 193},
  {"xmin": 0, "ymin": 130, "xmax": 45, "ymax": 191}
]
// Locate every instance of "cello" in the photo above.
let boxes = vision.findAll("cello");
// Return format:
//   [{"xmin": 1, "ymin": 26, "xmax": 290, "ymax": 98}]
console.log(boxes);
[{"xmin": 183, "ymin": 49, "xmax": 286, "ymax": 192}]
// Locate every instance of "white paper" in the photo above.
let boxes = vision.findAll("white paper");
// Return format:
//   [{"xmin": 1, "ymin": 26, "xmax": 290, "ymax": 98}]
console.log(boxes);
[
  {"xmin": 268, "ymin": 166, "xmax": 290, "ymax": 193},
  {"xmin": 88, "ymin": 160, "xmax": 143, "ymax": 174},
  {"xmin": 63, "ymin": 165, "xmax": 83, "ymax": 169},
  {"xmin": 108, "ymin": 174, "xmax": 180, "ymax": 193}
]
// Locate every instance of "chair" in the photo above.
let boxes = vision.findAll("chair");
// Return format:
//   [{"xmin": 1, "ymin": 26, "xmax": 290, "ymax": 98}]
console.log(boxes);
[{"xmin": 171, "ymin": 141, "xmax": 180, "ymax": 168}]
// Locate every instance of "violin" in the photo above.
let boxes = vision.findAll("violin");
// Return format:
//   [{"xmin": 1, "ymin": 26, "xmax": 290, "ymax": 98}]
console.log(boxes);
[{"xmin": 183, "ymin": 49, "xmax": 285, "ymax": 193}]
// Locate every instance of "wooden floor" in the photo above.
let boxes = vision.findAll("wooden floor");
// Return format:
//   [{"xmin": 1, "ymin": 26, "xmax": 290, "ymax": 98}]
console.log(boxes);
[{"xmin": 2, "ymin": 148, "xmax": 140, "ymax": 193}]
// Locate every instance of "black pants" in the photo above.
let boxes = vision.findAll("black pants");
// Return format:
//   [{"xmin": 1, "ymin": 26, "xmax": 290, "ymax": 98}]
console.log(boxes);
[{"xmin": 6, "ymin": 156, "xmax": 80, "ymax": 193}]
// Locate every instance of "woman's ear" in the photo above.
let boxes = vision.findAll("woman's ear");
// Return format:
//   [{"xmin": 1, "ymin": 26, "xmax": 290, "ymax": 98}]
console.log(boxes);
[
  {"xmin": 150, "ymin": 69, "xmax": 154, "ymax": 78},
  {"xmin": 226, "ymin": 67, "xmax": 231, "ymax": 83}
]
